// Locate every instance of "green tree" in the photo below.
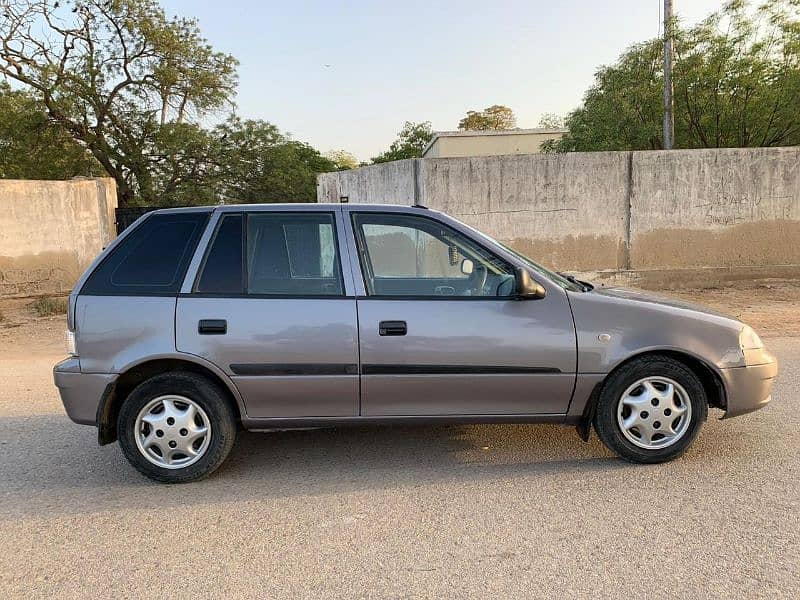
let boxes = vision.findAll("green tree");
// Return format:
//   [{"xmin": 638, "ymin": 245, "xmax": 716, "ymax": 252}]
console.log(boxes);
[
  {"xmin": 0, "ymin": 82, "xmax": 103, "ymax": 178},
  {"xmin": 457, "ymin": 105, "xmax": 517, "ymax": 130},
  {"xmin": 538, "ymin": 113, "xmax": 565, "ymax": 129},
  {"xmin": 325, "ymin": 149, "xmax": 360, "ymax": 170},
  {"xmin": 372, "ymin": 121, "xmax": 434, "ymax": 163},
  {"xmin": 213, "ymin": 117, "xmax": 336, "ymax": 204},
  {"xmin": 555, "ymin": 0, "xmax": 800, "ymax": 151},
  {"xmin": 0, "ymin": 0, "xmax": 238, "ymax": 205}
]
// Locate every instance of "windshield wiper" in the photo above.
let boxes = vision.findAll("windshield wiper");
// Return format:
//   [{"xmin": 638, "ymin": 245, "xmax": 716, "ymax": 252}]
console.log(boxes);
[{"xmin": 557, "ymin": 272, "xmax": 593, "ymax": 292}]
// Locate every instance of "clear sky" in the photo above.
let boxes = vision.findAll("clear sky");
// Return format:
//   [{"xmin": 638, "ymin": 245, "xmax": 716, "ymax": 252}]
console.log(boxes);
[{"xmin": 160, "ymin": 0, "xmax": 726, "ymax": 161}]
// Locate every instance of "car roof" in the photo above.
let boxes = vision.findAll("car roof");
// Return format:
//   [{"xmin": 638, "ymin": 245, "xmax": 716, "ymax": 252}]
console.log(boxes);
[
  {"xmin": 148, "ymin": 203, "xmax": 430, "ymax": 215},
  {"xmin": 216, "ymin": 202, "xmax": 427, "ymax": 211}
]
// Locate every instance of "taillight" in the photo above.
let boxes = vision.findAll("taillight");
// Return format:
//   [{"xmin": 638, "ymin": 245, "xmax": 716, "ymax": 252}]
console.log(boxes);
[{"xmin": 65, "ymin": 330, "xmax": 77, "ymax": 357}]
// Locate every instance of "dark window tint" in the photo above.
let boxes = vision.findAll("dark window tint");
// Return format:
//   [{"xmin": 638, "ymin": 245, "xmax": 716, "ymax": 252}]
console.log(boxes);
[
  {"xmin": 196, "ymin": 215, "xmax": 243, "ymax": 294},
  {"xmin": 246, "ymin": 213, "xmax": 343, "ymax": 296},
  {"xmin": 81, "ymin": 212, "xmax": 208, "ymax": 295}
]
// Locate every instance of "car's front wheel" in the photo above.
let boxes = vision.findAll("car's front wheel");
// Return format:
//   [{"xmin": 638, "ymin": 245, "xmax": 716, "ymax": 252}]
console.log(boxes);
[
  {"xmin": 594, "ymin": 355, "xmax": 708, "ymax": 463},
  {"xmin": 118, "ymin": 372, "xmax": 236, "ymax": 483}
]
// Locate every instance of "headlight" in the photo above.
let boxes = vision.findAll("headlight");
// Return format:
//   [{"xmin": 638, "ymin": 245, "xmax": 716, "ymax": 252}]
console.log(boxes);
[
  {"xmin": 65, "ymin": 330, "xmax": 77, "ymax": 357},
  {"xmin": 739, "ymin": 325, "xmax": 763, "ymax": 350}
]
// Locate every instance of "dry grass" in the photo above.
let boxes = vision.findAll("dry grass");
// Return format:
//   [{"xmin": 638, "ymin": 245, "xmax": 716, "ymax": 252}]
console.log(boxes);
[{"xmin": 30, "ymin": 297, "xmax": 68, "ymax": 317}]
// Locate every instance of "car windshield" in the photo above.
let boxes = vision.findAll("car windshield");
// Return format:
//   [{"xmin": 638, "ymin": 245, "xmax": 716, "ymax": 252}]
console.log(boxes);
[{"xmin": 458, "ymin": 223, "xmax": 586, "ymax": 292}]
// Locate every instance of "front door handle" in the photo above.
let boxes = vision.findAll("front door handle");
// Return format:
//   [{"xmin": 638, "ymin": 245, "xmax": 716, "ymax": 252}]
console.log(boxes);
[
  {"xmin": 198, "ymin": 319, "xmax": 227, "ymax": 335},
  {"xmin": 379, "ymin": 320, "xmax": 407, "ymax": 336}
]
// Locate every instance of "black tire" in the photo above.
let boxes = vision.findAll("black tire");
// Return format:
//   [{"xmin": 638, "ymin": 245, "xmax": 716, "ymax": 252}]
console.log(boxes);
[
  {"xmin": 118, "ymin": 371, "xmax": 237, "ymax": 483},
  {"xmin": 594, "ymin": 356, "xmax": 708, "ymax": 464}
]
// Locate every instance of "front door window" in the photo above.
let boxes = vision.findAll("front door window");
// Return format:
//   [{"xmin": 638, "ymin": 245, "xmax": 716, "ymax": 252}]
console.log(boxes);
[{"xmin": 352, "ymin": 213, "xmax": 515, "ymax": 297}]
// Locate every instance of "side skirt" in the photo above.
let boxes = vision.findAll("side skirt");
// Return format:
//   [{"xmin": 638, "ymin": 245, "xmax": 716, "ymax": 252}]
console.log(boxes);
[{"xmin": 242, "ymin": 413, "xmax": 579, "ymax": 430}]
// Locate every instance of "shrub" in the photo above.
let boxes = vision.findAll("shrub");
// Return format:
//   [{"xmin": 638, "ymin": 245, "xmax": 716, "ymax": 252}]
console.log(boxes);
[{"xmin": 31, "ymin": 297, "xmax": 68, "ymax": 317}]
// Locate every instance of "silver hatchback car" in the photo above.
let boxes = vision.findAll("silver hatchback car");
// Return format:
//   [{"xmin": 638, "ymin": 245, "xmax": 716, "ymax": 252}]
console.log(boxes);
[{"xmin": 54, "ymin": 203, "xmax": 777, "ymax": 482}]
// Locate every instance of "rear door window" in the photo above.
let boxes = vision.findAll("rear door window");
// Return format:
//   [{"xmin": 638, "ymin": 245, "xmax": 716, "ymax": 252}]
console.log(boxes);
[
  {"xmin": 195, "ymin": 214, "xmax": 244, "ymax": 294},
  {"xmin": 245, "ymin": 213, "xmax": 343, "ymax": 296},
  {"xmin": 81, "ymin": 212, "xmax": 209, "ymax": 295}
]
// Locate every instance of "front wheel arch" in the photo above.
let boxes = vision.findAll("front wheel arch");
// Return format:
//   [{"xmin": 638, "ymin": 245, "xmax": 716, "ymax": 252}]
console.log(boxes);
[
  {"xmin": 592, "ymin": 354, "xmax": 709, "ymax": 462},
  {"xmin": 577, "ymin": 349, "xmax": 725, "ymax": 442}
]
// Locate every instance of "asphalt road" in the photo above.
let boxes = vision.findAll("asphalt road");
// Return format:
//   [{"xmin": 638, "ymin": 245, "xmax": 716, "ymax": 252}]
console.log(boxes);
[{"xmin": 1, "ymin": 338, "xmax": 798, "ymax": 599}]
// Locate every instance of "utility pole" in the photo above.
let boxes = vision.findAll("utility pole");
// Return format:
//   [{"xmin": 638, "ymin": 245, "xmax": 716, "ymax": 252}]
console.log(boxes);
[{"xmin": 663, "ymin": 0, "xmax": 674, "ymax": 149}]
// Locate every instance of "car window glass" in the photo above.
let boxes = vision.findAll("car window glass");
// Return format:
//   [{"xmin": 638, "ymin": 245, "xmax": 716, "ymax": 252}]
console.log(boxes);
[
  {"xmin": 360, "ymin": 224, "xmax": 468, "ymax": 279},
  {"xmin": 246, "ymin": 213, "xmax": 343, "ymax": 296},
  {"xmin": 196, "ymin": 214, "xmax": 243, "ymax": 294},
  {"xmin": 353, "ymin": 213, "xmax": 514, "ymax": 297},
  {"xmin": 81, "ymin": 212, "xmax": 208, "ymax": 295}
]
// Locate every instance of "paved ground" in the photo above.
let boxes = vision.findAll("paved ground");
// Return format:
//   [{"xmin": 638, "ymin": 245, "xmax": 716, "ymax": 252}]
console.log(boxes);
[{"xmin": 0, "ymin": 320, "xmax": 798, "ymax": 598}]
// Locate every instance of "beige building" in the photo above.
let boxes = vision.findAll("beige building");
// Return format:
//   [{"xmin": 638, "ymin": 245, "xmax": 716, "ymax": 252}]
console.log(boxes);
[{"xmin": 421, "ymin": 128, "xmax": 567, "ymax": 158}]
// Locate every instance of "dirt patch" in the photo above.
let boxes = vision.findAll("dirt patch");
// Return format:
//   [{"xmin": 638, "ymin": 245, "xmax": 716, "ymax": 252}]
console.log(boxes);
[
  {"xmin": 665, "ymin": 279, "xmax": 800, "ymax": 338},
  {"xmin": 0, "ymin": 298, "xmax": 67, "ymax": 358}
]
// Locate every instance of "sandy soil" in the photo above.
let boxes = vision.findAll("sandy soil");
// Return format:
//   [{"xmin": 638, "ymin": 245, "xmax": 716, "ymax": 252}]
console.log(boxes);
[{"xmin": 652, "ymin": 279, "xmax": 800, "ymax": 338}]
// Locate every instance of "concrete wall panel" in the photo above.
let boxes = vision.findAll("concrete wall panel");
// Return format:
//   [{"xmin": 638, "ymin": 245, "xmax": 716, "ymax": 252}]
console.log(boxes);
[
  {"xmin": 0, "ymin": 178, "xmax": 117, "ymax": 297},
  {"xmin": 424, "ymin": 153, "xmax": 630, "ymax": 270},
  {"xmin": 630, "ymin": 147, "xmax": 800, "ymax": 268},
  {"xmin": 316, "ymin": 160, "xmax": 416, "ymax": 205}
]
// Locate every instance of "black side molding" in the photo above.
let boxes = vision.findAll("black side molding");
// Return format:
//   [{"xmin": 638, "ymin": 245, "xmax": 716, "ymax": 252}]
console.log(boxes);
[
  {"xmin": 230, "ymin": 363, "xmax": 358, "ymax": 376},
  {"xmin": 228, "ymin": 363, "xmax": 561, "ymax": 376},
  {"xmin": 361, "ymin": 365, "xmax": 562, "ymax": 375}
]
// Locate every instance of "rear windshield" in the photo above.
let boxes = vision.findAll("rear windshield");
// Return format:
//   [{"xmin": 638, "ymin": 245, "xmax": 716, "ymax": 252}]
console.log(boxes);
[{"xmin": 81, "ymin": 212, "xmax": 209, "ymax": 296}]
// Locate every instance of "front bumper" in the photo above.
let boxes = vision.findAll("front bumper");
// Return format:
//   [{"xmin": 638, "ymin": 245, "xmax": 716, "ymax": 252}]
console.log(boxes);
[
  {"xmin": 720, "ymin": 348, "xmax": 778, "ymax": 419},
  {"xmin": 53, "ymin": 358, "xmax": 117, "ymax": 425}
]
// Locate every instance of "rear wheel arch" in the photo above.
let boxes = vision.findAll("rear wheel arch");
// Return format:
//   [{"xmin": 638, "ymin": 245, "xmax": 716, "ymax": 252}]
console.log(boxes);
[{"xmin": 97, "ymin": 357, "xmax": 244, "ymax": 445}]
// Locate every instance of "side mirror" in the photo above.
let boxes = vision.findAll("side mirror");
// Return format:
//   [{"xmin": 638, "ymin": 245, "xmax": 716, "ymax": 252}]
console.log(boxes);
[
  {"xmin": 460, "ymin": 258, "xmax": 474, "ymax": 275},
  {"xmin": 514, "ymin": 267, "xmax": 546, "ymax": 299}
]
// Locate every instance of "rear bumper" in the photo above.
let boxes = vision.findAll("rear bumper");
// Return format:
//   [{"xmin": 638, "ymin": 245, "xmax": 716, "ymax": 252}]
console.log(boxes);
[
  {"xmin": 53, "ymin": 358, "xmax": 116, "ymax": 425},
  {"xmin": 720, "ymin": 349, "xmax": 778, "ymax": 419}
]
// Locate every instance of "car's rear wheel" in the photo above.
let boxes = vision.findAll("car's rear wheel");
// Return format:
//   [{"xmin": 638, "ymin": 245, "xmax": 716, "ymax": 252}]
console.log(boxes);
[
  {"xmin": 118, "ymin": 372, "xmax": 236, "ymax": 483},
  {"xmin": 594, "ymin": 356, "xmax": 708, "ymax": 463}
]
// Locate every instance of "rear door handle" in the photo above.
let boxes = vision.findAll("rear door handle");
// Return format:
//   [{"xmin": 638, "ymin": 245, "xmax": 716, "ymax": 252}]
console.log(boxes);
[
  {"xmin": 198, "ymin": 319, "xmax": 227, "ymax": 335},
  {"xmin": 379, "ymin": 320, "xmax": 407, "ymax": 336}
]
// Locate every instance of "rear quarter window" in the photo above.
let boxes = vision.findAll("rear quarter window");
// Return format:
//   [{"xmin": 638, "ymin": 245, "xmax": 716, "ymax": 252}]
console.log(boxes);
[{"xmin": 81, "ymin": 212, "xmax": 209, "ymax": 296}]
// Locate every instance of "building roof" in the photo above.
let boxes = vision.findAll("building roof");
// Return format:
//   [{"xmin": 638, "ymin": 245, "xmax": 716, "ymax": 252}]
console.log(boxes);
[{"xmin": 422, "ymin": 127, "xmax": 568, "ymax": 156}]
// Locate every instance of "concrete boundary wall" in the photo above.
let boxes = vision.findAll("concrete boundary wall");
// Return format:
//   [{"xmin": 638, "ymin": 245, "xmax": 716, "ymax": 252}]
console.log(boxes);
[
  {"xmin": 630, "ymin": 148, "xmax": 800, "ymax": 270},
  {"xmin": 0, "ymin": 178, "xmax": 117, "ymax": 298},
  {"xmin": 317, "ymin": 160, "xmax": 417, "ymax": 206},
  {"xmin": 317, "ymin": 147, "xmax": 800, "ymax": 285}
]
